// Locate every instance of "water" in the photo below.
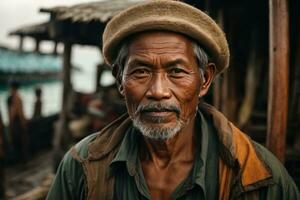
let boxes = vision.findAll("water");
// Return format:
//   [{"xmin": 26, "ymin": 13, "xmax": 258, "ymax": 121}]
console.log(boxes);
[
  {"xmin": 0, "ymin": 81, "xmax": 62, "ymax": 125},
  {"xmin": 0, "ymin": 45, "xmax": 116, "ymax": 125}
]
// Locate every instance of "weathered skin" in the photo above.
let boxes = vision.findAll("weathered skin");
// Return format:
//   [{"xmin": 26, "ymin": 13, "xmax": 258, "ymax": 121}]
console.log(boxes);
[{"xmin": 119, "ymin": 31, "xmax": 216, "ymax": 200}]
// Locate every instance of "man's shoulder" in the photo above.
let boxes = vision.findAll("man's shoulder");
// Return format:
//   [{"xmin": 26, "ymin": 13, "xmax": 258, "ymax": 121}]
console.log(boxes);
[
  {"xmin": 58, "ymin": 133, "xmax": 99, "ymax": 172},
  {"xmin": 72, "ymin": 132, "xmax": 100, "ymax": 159},
  {"xmin": 253, "ymin": 142, "xmax": 298, "ymax": 185},
  {"xmin": 228, "ymin": 123, "xmax": 300, "ymax": 198},
  {"xmin": 252, "ymin": 142, "xmax": 286, "ymax": 179}
]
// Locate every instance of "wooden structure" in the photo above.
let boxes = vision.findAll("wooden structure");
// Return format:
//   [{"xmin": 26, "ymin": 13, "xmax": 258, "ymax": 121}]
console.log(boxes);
[
  {"xmin": 267, "ymin": 0, "xmax": 289, "ymax": 163},
  {"xmin": 40, "ymin": 0, "xmax": 138, "ymax": 46},
  {"xmin": 9, "ymin": 22, "xmax": 58, "ymax": 54},
  {"xmin": 39, "ymin": 0, "xmax": 139, "ymax": 156},
  {"xmin": 187, "ymin": 0, "xmax": 299, "ymax": 164}
]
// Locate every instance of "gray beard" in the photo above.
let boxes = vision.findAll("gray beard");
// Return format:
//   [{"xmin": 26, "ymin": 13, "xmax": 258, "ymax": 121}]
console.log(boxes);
[{"xmin": 132, "ymin": 116, "xmax": 186, "ymax": 140}]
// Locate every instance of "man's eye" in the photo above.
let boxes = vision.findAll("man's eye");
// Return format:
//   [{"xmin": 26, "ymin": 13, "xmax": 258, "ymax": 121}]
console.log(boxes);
[
  {"xmin": 135, "ymin": 69, "xmax": 147, "ymax": 74},
  {"xmin": 132, "ymin": 69, "xmax": 147, "ymax": 74},
  {"xmin": 171, "ymin": 68, "xmax": 183, "ymax": 73},
  {"xmin": 130, "ymin": 68, "xmax": 150, "ymax": 78},
  {"xmin": 169, "ymin": 68, "xmax": 187, "ymax": 76}
]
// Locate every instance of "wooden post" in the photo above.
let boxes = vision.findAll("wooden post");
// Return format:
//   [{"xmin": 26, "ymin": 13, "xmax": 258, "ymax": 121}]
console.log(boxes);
[
  {"xmin": 54, "ymin": 42, "xmax": 73, "ymax": 153},
  {"xmin": 19, "ymin": 36, "xmax": 24, "ymax": 52},
  {"xmin": 220, "ymin": 71, "xmax": 229, "ymax": 116},
  {"xmin": 35, "ymin": 39, "xmax": 40, "ymax": 53},
  {"xmin": 267, "ymin": 0, "xmax": 289, "ymax": 162},
  {"xmin": 96, "ymin": 63, "xmax": 104, "ymax": 93},
  {"xmin": 95, "ymin": 48, "xmax": 104, "ymax": 93},
  {"xmin": 61, "ymin": 42, "xmax": 72, "ymax": 120},
  {"xmin": 53, "ymin": 41, "xmax": 58, "ymax": 55},
  {"xmin": 213, "ymin": 78, "xmax": 221, "ymax": 110},
  {"xmin": 204, "ymin": 0, "xmax": 210, "ymax": 12},
  {"xmin": 212, "ymin": 9, "xmax": 226, "ymax": 112}
]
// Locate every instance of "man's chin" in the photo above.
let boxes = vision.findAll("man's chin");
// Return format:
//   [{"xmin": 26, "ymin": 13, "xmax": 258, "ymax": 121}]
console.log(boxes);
[
  {"xmin": 132, "ymin": 118, "xmax": 184, "ymax": 140},
  {"xmin": 139, "ymin": 128, "xmax": 179, "ymax": 140}
]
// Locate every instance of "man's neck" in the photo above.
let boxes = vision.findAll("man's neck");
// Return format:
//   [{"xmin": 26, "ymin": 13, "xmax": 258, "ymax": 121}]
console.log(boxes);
[{"xmin": 140, "ymin": 119, "xmax": 196, "ymax": 168}]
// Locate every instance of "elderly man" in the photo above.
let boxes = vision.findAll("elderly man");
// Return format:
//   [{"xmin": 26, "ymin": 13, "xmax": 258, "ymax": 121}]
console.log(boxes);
[{"xmin": 47, "ymin": 1, "xmax": 299, "ymax": 199}]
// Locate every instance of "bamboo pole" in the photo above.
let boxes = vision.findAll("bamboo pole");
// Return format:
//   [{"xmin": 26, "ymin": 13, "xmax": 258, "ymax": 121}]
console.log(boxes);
[{"xmin": 267, "ymin": 0, "xmax": 289, "ymax": 162}]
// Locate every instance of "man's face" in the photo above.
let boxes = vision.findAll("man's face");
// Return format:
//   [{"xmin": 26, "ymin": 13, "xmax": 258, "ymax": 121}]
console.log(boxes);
[{"xmin": 120, "ymin": 31, "xmax": 204, "ymax": 140}]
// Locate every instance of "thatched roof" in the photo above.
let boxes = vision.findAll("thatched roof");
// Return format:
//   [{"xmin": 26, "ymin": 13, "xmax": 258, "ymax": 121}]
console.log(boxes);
[
  {"xmin": 9, "ymin": 22, "xmax": 50, "ymax": 40},
  {"xmin": 37, "ymin": 0, "xmax": 143, "ymax": 46},
  {"xmin": 40, "ymin": 0, "xmax": 142, "ymax": 23}
]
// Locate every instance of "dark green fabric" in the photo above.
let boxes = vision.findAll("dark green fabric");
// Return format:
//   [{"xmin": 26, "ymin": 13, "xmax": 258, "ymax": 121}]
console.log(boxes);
[
  {"xmin": 111, "ymin": 111, "xmax": 219, "ymax": 200},
  {"xmin": 46, "ymin": 151, "xmax": 86, "ymax": 200},
  {"xmin": 46, "ymin": 134, "xmax": 97, "ymax": 200}
]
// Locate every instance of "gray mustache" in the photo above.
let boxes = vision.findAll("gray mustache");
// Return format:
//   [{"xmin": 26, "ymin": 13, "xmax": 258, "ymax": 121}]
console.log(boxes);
[{"xmin": 135, "ymin": 102, "xmax": 180, "ymax": 116}]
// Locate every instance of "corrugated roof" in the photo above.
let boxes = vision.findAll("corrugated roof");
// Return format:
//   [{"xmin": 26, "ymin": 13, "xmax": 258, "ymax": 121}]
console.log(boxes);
[
  {"xmin": 0, "ymin": 48, "xmax": 61, "ymax": 73},
  {"xmin": 41, "ymin": 0, "xmax": 143, "ymax": 23}
]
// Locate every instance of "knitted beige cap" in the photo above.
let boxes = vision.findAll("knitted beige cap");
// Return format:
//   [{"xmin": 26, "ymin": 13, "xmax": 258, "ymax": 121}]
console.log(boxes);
[{"xmin": 102, "ymin": 0, "xmax": 230, "ymax": 74}]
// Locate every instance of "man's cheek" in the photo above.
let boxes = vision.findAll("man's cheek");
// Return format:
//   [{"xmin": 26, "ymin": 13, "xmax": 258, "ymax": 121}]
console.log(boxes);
[{"xmin": 124, "ymin": 94, "xmax": 140, "ymax": 116}]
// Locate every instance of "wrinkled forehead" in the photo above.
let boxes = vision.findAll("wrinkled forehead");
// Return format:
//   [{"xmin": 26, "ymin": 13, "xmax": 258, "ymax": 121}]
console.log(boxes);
[{"xmin": 127, "ymin": 31, "xmax": 195, "ymax": 55}]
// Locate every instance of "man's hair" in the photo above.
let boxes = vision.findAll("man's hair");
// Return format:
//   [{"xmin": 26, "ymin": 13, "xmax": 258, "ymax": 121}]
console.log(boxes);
[{"xmin": 112, "ymin": 39, "xmax": 209, "ymax": 84}]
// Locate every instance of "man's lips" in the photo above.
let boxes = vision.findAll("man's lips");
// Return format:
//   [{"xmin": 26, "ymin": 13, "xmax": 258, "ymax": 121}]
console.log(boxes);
[
  {"xmin": 141, "ymin": 110, "xmax": 175, "ymax": 117},
  {"xmin": 140, "ymin": 108, "xmax": 179, "ymax": 118},
  {"xmin": 135, "ymin": 102, "xmax": 181, "ymax": 119},
  {"xmin": 141, "ymin": 108, "xmax": 175, "ymax": 112}
]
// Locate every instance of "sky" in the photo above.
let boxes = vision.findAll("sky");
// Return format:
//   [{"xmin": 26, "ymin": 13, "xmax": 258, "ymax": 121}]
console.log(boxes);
[{"xmin": 0, "ymin": 0, "xmax": 95, "ymax": 50}]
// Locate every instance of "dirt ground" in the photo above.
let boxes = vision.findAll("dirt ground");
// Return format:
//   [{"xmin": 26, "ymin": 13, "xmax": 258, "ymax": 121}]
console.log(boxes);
[{"xmin": 3, "ymin": 150, "xmax": 54, "ymax": 200}]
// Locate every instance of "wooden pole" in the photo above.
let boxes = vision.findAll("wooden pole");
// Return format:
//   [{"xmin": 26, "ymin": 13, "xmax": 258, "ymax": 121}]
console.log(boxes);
[
  {"xmin": 35, "ymin": 39, "xmax": 40, "ymax": 53},
  {"xmin": 19, "ymin": 36, "xmax": 24, "ymax": 52},
  {"xmin": 267, "ymin": 0, "xmax": 289, "ymax": 162},
  {"xmin": 213, "ymin": 78, "xmax": 221, "ymax": 110},
  {"xmin": 52, "ymin": 41, "xmax": 58, "ymax": 55},
  {"xmin": 96, "ymin": 64, "xmax": 104, "ymax": 93},
  {"xmin": 212, "ymin": 9, "xmax": 225, "ymax": 111},
  {"xmin": 54, "ymin": 42, "xmax": 73, "ymax": 154},
  {"xmin": 61, "ymin": 42, "xmax": 72, "ymax": 120}
]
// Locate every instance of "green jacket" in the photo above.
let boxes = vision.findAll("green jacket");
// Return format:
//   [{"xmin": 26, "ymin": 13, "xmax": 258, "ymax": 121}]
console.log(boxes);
[{"xmin": 46, "ymin": 104, "xmax": 300, "ymax": 200}]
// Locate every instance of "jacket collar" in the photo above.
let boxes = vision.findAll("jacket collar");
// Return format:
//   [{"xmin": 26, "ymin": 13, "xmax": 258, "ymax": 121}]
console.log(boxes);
[
  {"xmin": 87, "ymin": 114, "xmax": 132, "ymax": 160},
  {"xmin": 199, "ymin": 103, "xmax": 273, "ymax": 189}
]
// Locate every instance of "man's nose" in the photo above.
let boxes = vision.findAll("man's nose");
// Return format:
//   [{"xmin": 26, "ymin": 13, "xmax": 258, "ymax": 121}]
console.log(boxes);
[{"xmin": 145, "ymin": 73, "xmax": 171, "ymax": 100}]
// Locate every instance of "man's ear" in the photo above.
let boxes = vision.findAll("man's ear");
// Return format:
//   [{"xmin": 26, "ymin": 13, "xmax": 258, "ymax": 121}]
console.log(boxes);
[{"xmin": 199, "ymin": 63, "xmax": 216, "ymax": 97}]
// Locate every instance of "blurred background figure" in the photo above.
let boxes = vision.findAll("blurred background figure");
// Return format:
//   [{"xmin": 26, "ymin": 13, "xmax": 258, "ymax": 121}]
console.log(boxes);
[
  {"xmin": 33, "ymin": 87, "xmax": 42, "ymax": 119},
  {"xmin": 0, "ymin": 109, "xmax": 5, "ymax": 199},
  {"xmin": 7, "ymin": 81, "xmax": 28, "ymax": 162}
]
